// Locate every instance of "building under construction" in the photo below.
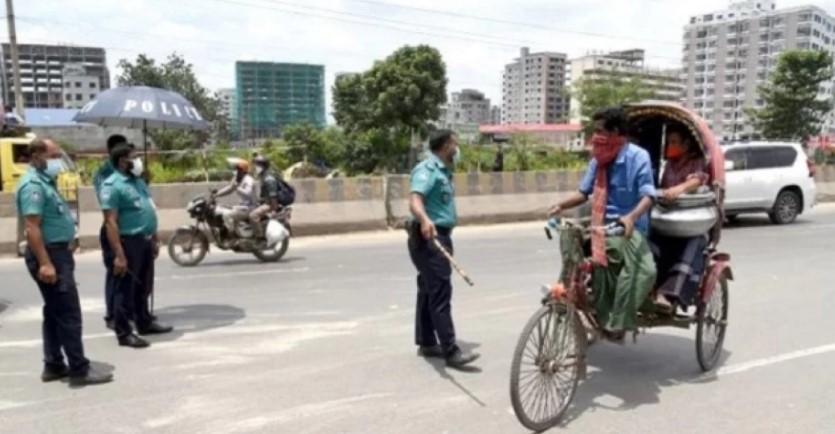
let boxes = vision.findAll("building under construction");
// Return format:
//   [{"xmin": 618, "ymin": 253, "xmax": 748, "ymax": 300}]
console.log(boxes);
[{"xmin": 233, "ymin": 61, "xmax": 326, "ymax": 139}]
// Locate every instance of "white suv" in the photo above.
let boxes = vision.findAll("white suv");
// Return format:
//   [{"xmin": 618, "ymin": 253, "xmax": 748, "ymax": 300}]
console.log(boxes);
[{"xmin": 722, "ymin": 141, "xmax": 817, "ymax": 224}]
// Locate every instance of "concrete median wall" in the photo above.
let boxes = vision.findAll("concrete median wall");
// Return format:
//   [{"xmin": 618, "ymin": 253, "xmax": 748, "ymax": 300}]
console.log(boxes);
[{"xmin": 2, "ymin": 167, "xmax": 835, "ymax": 255}]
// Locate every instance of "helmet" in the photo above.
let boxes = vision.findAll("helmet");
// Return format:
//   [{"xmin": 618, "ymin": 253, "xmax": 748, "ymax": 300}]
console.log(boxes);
[
  {"xmin": 236, "ymin": 160, "xmax": 250, "ymax": 172},
  {"xmin": 253, "ymin": 155, "xmax": 270, "ymax": 169}
]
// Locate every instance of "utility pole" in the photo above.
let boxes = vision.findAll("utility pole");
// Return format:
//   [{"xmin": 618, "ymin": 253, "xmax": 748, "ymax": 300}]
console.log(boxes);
[{"xmin": 5, "ymin": 0, "xmax": 25, "ymax": 119}]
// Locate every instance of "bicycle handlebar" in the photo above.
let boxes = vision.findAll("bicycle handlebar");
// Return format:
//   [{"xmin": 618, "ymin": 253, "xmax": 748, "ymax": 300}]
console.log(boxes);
[{"xmin": 544, "ymin": 217, "xmax": 625, "ymax": 240}]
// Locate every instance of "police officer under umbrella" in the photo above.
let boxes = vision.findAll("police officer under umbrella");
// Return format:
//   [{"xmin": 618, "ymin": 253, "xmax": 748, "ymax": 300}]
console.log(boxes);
[
  {"xmin": 407, "ymin": 130, "xmax": 480, "ymax": 369},
  {"xmin": 100, "ymin": 144, "xmax": 172, "ymax": 348},
  {"xmin": 16, "ymin": 138, "xmax": 113, "ymax": 385},
  {"xmin": 93, "ymin": 134, "xmax": 129, "ymax": 330}
]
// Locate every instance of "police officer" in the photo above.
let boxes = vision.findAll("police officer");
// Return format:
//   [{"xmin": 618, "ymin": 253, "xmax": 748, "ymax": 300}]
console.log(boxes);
[
  {"xmin": 249, "ymin": 156, "xmax": 281, "ymax": 238},
  {"xmin": 407, "ymin": 130, "xmax": 479, "ymax": 369},
  {"xmin": 16, "ymin": 138, "xmax": 113, "ymax": 385},
  {"xmin": 93, "ymin": 134, "xmax": 128, "ymax": 330},
  {"xmin": 100, "ymin": 144, "xmax": 172, "ymax": 348}
]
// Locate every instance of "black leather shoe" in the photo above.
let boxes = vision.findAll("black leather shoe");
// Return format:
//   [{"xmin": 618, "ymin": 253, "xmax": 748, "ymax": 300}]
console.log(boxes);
[
  {"xmin": 446, "ymin": 349, "xmax": 480, "ymax": 368},
  {"xmin": 138, "ymin": 322, "xmax": 173, "ymax": 335},
  {"xmin": 69, "ymin": 368, "xmax": 113, "ymax": 386},
  {"xmin": 104, "ymin": 319, "xmax": 115, "ymax": 331},
  {"xmin": 417, "ymin": 345, "xmax": 445, "ymax": 358},
  {"xmin": 118, "ymin": 334, "xmax": 150, "ymax": 348},
  {"xmin": 41, "ymin": 365, "xmax": 69, "ymax": 383}
]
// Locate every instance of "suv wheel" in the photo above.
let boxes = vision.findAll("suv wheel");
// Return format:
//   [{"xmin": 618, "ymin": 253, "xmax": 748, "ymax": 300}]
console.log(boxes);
[{"xmin": 769, "ymin": 190, "xmax": 801, "ymax": 225}]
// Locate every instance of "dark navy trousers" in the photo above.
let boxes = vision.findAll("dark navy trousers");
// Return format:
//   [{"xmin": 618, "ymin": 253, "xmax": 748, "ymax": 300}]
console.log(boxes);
[
  {"xmin": 407, "ymin": 224, "xmax": 458, "ymax": 355},
  {"xmin": 25, "ymin": 244, "xmax": 90, "ymax": 376}
]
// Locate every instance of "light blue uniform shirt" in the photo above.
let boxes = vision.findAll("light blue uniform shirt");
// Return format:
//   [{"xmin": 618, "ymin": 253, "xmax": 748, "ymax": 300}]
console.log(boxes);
[{"xmin": 409, "ymin": 154, "xmax": 458, "ymax": 228}]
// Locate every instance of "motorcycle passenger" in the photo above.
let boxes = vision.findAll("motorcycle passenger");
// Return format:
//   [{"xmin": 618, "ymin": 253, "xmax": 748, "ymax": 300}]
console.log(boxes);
[
  {"xmin": 249, "ymin": 156, "xmax": 281, "ymax": 238},
  {"xmin": 548, "ymin": 106, "xmax": 657, "ymax": 341},
  {"xmin": 212, "ymin": 160, "xmax": 256, "ymax": 235}
]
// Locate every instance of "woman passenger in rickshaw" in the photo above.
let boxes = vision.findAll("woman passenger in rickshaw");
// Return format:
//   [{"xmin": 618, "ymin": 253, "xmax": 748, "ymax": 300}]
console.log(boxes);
[{"xmin": 651, "ymin": 125, "xmax": 710, "ymax": 312}]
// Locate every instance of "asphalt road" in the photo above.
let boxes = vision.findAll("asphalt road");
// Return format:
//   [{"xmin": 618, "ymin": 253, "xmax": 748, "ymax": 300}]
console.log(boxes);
[{"xmin": 2, "ymin": 206, "xmax": 835, "ymax": 434}]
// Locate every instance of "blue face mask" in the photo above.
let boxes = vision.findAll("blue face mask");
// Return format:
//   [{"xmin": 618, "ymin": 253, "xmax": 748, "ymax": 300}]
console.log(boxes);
[
  {"xmin": 452, "ymin": 147, "xmax": 462, "ymax": 165},
  {"xmin": 43, "ymin": 159, "xmax": 63, "ymax": 178}
]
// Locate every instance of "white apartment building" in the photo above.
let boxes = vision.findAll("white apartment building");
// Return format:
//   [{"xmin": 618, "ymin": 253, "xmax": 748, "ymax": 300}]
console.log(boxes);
[
  {"xmin": 683, "ymin": 0, "xmax": 835, "ymax": 141},
  {"xmin": 568, "ymin": 49, "xmax": 684, "ymax": 124},
  {"xmin": 439, "ymin": 88, "xmax": 493, "ymax": 128},
  {"xmin": 61, "ymin": 63, "xmax": 100, "ymax": 110},
  {"xmin": 218, "ymin": 88, "xmax": 235, "ymax": 121},
  {"xmin": 502, "ymin": 47, "xmax": 570, "ymax": 125}
]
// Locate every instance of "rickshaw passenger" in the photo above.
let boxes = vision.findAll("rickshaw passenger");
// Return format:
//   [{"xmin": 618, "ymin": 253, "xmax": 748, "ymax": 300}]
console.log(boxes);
[
  {"xmin": 651, "ymin": 126, "xmax": 710, "ymax": 311},
  {"xmin": 549, "ymin": 107, "xmax": 657, "ymax": 340}
]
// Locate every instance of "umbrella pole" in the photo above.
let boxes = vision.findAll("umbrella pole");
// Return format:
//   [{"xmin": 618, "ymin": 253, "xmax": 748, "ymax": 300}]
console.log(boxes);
[{"xmin": 143, "ymin": 120, "xmax": 149, "ymax": 165}]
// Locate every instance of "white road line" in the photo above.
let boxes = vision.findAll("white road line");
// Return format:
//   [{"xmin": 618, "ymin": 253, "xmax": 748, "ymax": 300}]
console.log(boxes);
[
  {"xmin": 712, "ymin": 343, "xmax": 835, "ymax": 377},
  {"xmin": 158, "ymin": 267, "xmax": 310, "ymax": 281}
]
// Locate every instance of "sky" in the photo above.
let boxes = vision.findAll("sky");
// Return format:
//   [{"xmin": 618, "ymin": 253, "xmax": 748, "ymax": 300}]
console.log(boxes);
[{"xmin": 8, "ymin": 0, "xmax": 835, "ymax": 122}]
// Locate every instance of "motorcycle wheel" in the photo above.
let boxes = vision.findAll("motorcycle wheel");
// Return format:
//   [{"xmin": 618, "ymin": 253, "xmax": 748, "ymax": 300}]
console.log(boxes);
[
  {"xmin": 168, "ymin": 228, "xmax": 209, "ymax": 267},
  {"xmin": 253, "ymin": 237, "xmax": 289, "ymax": 263}
]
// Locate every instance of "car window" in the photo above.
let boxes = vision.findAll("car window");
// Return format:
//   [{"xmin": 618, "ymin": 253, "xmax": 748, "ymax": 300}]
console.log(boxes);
[
  {"xmin": 747, "ymin": 146, "xmax": 797, "ymax": 170},
  {"xmin": 725, "ymin": 148, "xmax": 748, "ymax": 170}
]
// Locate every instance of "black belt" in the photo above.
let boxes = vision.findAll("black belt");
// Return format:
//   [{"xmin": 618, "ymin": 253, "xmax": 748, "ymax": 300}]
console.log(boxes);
[
  {"xmin": 45, "ymin": 242, "xmax": 70, "ymax": 250},
  {"xmin": 121, "ymin": 234, "xmax": 154, "ymax": 241},
  {"xmin": 435, "ymin": 226, "xmax": 452, "ymax": 236}
]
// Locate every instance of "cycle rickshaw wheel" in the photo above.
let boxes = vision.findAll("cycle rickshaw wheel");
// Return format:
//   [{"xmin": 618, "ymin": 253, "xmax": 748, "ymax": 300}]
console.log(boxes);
[
  {"xmin": 696, "ymin": 276, "xmax": 729, "ymax": 372},
  {"xmin": 510, "ymin": 303, "xmax": 586, "ymax": 432}
]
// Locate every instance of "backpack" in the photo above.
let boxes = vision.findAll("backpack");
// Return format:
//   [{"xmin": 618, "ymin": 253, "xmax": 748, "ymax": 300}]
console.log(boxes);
[{"xmin": 277, "ymin": 179, "xmax": 296, "ymax": 206}]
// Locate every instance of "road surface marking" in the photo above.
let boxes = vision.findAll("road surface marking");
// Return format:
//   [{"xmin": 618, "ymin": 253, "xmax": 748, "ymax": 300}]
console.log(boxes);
[
  {"xmin": 712, "ymin": 342, "xmax": 835, "ymax": 378},
  {"xmin": 158, "ymin": 267, "xmax": 310, "ymax": 280}
]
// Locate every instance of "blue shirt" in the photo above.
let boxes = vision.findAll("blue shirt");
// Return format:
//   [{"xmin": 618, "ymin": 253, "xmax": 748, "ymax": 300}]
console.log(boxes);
[
  {"xmin": 578, "ymin": 143, "xmax": 656, "ymax": 235},
  {"xmin": 409, "ymin": 154, "xmax": 457, "ymax": 228},
  {"xmin": 99, "ymin": 172, "xmax": 159, "ymax": 236},
  {"xmin": 14, "ymin": 167, "xmax": 77, "ymax": 244}
]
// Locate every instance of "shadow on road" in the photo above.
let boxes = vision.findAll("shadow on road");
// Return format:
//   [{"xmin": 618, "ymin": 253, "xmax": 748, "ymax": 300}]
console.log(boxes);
[
  {"xmin": 557, "ymin": 333, "xmax": 732, "ymax": 428},
  {"xmin": 196, "ymin": 256, "xmax": 306, "ymax": 268},
  {"xmin": 0, "ymin": 299, "xmax": 10, "ymax": 329},
  {"xmin": 144, "ymin": 304, "xmax": 246, "ymax": 343},
  {"xmin": 422, "ymin": 340, "xmax": 486, "ymax": 407}
]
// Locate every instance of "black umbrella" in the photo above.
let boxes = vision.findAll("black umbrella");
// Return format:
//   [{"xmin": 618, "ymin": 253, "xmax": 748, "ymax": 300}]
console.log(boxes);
[{"xmin": 73, "ymin": 86, "xmax": 210, "ymax": 161}]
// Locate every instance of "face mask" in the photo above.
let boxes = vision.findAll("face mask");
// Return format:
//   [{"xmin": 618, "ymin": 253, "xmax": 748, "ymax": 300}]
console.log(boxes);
[
  {"xmin": 129, "ymin": 157, "xmax": 144, "ymax": 177},
  {"xmin": 452, "ymin": 147, "xmax": 462, "ymax": 165},
  {"xmin": 666, "ymin": 144, "xmax": 685, "ymax": 161},
  {"xmin": 255, "ymin": 166, "xmax": 264, "ymax": 176},
  {"xmin": 43, "ymin": 159, "xmax": 63, "ymax": 179}
]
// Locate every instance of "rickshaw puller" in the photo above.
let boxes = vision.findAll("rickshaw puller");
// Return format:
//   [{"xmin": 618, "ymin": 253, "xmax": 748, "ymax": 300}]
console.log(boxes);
[{"xmin": 548, "ymin": 107, "xmax": 657, "ymax": 340}]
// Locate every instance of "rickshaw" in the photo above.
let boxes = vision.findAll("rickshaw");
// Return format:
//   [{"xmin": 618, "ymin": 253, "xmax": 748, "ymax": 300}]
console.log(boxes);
[{"xmin": 509, "ymin": 101, "xmax": 732, "ymax": 431}]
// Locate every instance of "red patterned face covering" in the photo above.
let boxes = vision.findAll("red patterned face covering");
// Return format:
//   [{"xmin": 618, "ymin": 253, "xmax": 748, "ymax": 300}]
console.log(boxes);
[{"xmin": 590, "ymin": 134, "xmax": 626, "ymax": 266}]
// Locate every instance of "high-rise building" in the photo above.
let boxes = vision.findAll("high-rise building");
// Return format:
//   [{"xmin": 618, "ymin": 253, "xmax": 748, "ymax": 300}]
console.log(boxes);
[
  {"xmin": 234, "ymin": 61, "xmax": 326, "ymax": 139},
  {"xmin": 217, "ymin": 88, "xmax": 235, "ymax": 121},
  {"xmin": 0, "ymin": 43, "xmax": 109, "ymax": 109},
  {"xmin": 683, "ymin": 0, "xmax": 835, "ymax": 140},
  {"xmin": 568, "ymin": 49, "xmax": 684, "ymax": 124},
  {"xmin": 439, "ymin": 89, "xmax": 493, "ymax": 129},
  {"xmin": 61, "ymin": 63, "xmax": 101, "ymax": 110},
  {"xmin": 501, "ymin": 47, "xmax": 570, "ymax": 125},
  {"xmin": 489, "ymin": 106, "xmax": 501, "ymax": 125}
]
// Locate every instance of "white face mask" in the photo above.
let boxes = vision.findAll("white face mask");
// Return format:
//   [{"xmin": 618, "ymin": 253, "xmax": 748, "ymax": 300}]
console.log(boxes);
[
  {"xmin": 255, "ymin": 166, "xmax": 264, "ymax": 175},
  {"xmin": 130, "ymin": 157, "xmax": 144, "ymax": 177}
]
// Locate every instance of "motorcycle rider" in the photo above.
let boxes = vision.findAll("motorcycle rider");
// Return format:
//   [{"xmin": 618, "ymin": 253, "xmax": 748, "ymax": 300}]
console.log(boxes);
[
  {"xmin": 212, "ymin": 160, "xmax": 256, "ymax": 236},
  {"xmin": 249, "ymin": 156, "xmax": 282, "ymax": 238}
]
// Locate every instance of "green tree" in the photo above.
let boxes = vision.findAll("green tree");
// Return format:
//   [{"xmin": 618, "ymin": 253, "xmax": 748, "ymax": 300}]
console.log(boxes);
[
  {"xmin": 745, "ymin": 50, "xmax": 835, "ymax": 142},
  {"xmin": 332, "ymin": 45, "xmax": 448, "ymax": 172},
  {"xmin": 572, "ymin": 70, "xmax": 657, "ymax": 136},
  {"xmin": 116, "ymin": 53, "xmax": 221, "ymax": 150}
]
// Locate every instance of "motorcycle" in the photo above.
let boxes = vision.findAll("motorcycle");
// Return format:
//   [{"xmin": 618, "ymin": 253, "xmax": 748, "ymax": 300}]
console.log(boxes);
[{"xmin": 166, "ymin": 191, "xmax": 292, "ymax": 267}]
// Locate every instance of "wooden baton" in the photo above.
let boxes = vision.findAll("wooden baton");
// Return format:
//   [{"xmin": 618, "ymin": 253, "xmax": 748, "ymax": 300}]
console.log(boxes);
[{"xmin": 432, "ymin": 238, "xmax": 474, "ymax": 287}]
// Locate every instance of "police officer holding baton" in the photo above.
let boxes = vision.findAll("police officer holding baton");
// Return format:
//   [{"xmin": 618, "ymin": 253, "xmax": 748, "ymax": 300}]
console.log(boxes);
[
  {"xmin": 16, "ymin": 138, "xmax": 113, "ymax": 385},
  {"xmin": 100, "ymin": 144, "xmax": 172, "ymax": 348},
  {"xmin": 407, "ymin": 130, "xmax": 479, "ymax": 369}
]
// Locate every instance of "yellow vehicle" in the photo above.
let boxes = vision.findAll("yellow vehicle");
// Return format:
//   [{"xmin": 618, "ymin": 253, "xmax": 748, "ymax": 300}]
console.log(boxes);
[{"xmin": 0, "ymin": 128, "xmax": 82, "ymax": 255}]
